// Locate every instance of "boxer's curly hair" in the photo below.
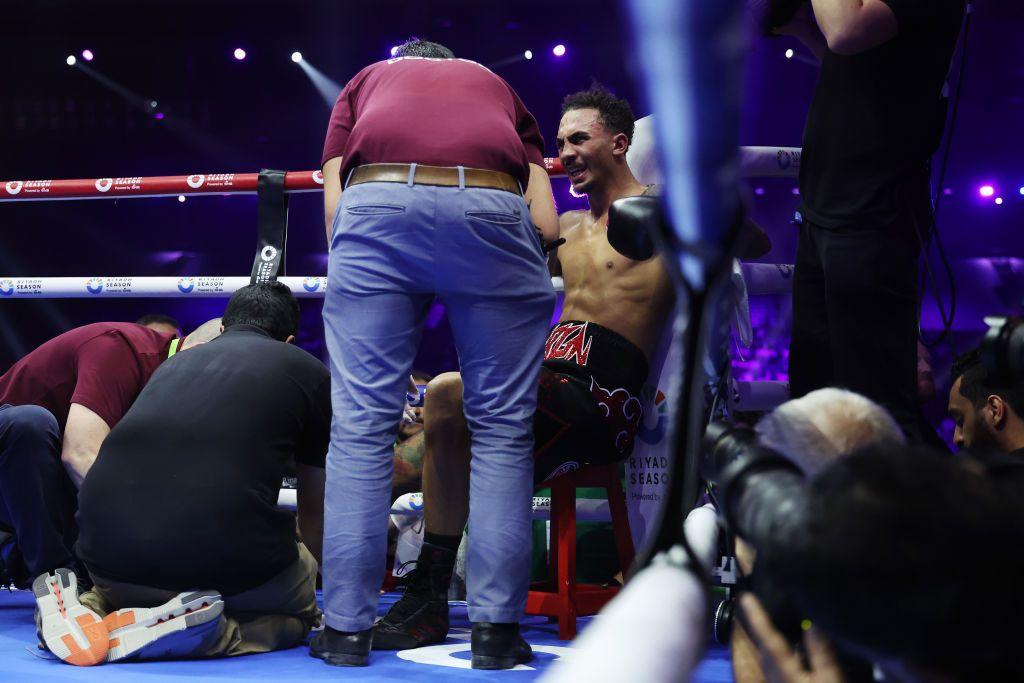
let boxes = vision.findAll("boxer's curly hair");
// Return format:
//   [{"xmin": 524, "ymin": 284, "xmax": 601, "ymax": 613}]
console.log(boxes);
[{"xmin": 561, "ymin": 84, "xmax": 636, "ymax": 146}]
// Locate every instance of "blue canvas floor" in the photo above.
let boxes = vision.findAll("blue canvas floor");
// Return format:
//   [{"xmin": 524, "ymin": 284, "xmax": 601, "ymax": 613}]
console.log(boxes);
[{"xmin": 0, "ymin": 589, "xmax": 734, "ymax": 681}]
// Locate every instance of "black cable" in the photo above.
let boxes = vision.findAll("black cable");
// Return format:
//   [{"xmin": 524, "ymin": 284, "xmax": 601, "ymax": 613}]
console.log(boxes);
[{"xmin": 919, "ymin": 4, "xmax": 972, "ymax": 348}]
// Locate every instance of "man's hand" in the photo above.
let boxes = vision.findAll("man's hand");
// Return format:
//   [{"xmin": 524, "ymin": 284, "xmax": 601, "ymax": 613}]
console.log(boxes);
[
  {"xmin": 740, "ymin": 593, "xmax": 846, "ymax": 683},
  {"xmin": 61, "ymin": 403, "xmax": 110, "ymax": 489}
]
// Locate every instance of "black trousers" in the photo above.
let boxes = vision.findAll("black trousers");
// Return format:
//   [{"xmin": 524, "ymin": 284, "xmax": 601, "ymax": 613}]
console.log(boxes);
[
  {"xmin": 789, "ymin": 214, "xmax": 922, "ymax": 440},
  {"xmin": 0, "ymin": 404, "xmax": 78, "ymax": 579}
]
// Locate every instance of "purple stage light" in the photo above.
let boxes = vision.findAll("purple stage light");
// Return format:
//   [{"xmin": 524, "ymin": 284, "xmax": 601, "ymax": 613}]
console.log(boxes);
[
  {"xmin": 754, "ymin": 187, "xmax": 766, "ymax": 196},
  {"xmin": 233, "ymin": 48, "xmax": 246, "ymax": 61},
  {"xmin": 942, "ymin": 187, "xmax": 953, "ymax": 196},
  {"xmin": 791, "ymin": 187, "xmax": 800, "ymax": 196},
  {"xmin": 154, "ymin": 112, "xmax": 165, "ymax": 120},
  {"xmin": 978, "ymin": 184, "xmax": 995, "ymax": 198},
  {"xmin": 552, "ymin": 44, "xmax": 566, "ymax": 57},
  {"xmin": 81, "ymin": 49, "xmax": 94, "ymax": 61}
]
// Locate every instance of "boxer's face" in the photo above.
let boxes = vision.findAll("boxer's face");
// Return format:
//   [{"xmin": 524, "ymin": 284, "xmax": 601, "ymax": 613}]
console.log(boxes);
[{"xmin": 556, "ymin": 108, "xmax": 617, "ymax": 195}]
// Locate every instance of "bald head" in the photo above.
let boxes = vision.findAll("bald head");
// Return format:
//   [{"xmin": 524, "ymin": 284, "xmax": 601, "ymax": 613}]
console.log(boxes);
[
  {"xmin": 180, "ymin": 318, "xmax": 223, "ymax": 350},
  {"xmin": 756, "ymin": 388, "xmax": 905, "ymax": 476}
]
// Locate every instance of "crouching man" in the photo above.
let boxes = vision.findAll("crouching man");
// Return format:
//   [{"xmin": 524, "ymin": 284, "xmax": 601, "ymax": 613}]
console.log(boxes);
[{"xmin": 35, "ymin": 282, "xmax": 330, "ymax": 665}]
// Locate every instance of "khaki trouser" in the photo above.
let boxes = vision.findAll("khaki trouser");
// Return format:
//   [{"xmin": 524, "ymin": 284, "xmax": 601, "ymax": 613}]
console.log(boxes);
[{"xmin": 80, "ymin": 543, "xmax": 321, "ymax": 658}]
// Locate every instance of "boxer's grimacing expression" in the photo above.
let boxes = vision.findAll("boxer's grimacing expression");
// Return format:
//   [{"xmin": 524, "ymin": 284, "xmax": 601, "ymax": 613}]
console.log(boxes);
[{"xmin": 556, "ymin": 107, "xmax": 625, "ymax": 195}]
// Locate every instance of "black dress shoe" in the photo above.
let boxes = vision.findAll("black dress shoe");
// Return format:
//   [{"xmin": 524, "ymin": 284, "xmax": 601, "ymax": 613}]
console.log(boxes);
[
  {"xmin": 471, "ymin": 622, "xmax": 533, "ymax": 670},
  {"xmin": 309, "ymin": 626, "xmax": 373, "ymax": 667}
]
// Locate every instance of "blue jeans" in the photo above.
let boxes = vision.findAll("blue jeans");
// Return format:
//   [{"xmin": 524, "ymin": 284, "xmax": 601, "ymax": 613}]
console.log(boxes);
[
  {"xmin": 322, "ymin": 177, "xmax": 555, "ymax": 630},
  {"xmin": 0, "ymin": 404, "xmax": 74, "ymax": 579}
]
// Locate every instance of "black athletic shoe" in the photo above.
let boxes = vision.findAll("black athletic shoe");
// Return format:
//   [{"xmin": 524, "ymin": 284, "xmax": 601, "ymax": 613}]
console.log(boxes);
[
  {"xmin": 309, "ymin": 626, "xmax": 372, "ymax": 667},
  {"xmin": 373, "ymin": 542, "xmax": 454, "ymax": 650},
  {"xmin": 471, "ymin": 622, "xmax": 533, "ymax": 670}
]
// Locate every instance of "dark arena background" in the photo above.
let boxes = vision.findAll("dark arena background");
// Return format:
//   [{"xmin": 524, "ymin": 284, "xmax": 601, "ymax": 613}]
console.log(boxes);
[{"xmin": 1, "ymin": 1, "xmax": 1023, "ymax": 680}]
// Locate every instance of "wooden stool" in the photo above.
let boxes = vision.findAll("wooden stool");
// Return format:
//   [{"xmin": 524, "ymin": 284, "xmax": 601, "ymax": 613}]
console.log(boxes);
[{"xmin": 525, "ymin": 462, "xmax": 635, "ymax": 639}]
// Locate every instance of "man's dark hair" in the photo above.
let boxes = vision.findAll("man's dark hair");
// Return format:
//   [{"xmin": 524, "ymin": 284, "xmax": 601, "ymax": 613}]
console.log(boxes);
[
  {"xmin": 135, "ymin": 313, "xmax": 180, "ymax": 329},
  {"xmin": 770, "ymin": 444, "xmax": 1024, "ymax": 679},
  {"xmin": 222, "ymin": 282, "xmax": 300, "ymax": 342},
  {"xmin": 561, "ymin": 84, "xmax": 636, "ymax": 145},
  {"xmin": 393, "ymin": 38, "xmax": 454, "ymax": 59},
  {"xmin": 951, "ymin": 347, "xmax": 1024, "ymax": 417}
]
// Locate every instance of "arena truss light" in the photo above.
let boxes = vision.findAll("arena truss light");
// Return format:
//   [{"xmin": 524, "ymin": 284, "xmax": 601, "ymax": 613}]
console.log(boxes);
[
  {"xmin": 978, "ymin": 184, "xmax": 995, "ymax": 198},
  {"xmin": 81, "ymin": 49, "xmax": 94, "ymax": 61},
  {"xmin": 233, "ymin": 48, "xmax": 247, "ymax": 61},
  {"xmin": 785, "ymin": 48, "xmax": 794, "ymax": 59},
  {"xmin": 291, "ymin": 51, "xmax": 303, "ymax": 63},
  {"xmin": 524, "ymin": 50, "xmax": 533, "ymax": 60},
  {"xmin": 552, "ymin": 44, "xmax": 566, "ymax": 57},
  {"xmin": 66, "ymin": 55, "xmax": 77, "ymax": 66}
]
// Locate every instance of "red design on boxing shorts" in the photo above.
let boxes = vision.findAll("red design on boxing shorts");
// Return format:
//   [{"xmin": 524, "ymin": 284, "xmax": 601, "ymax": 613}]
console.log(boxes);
[{"xmin": 533, "ymin": 321, "xmax": 650, "ymax": 483}]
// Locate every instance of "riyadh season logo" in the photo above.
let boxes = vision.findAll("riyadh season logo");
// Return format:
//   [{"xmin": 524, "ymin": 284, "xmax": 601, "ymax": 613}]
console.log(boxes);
[
  {"xmin": 0, "ymin": 279, "xmax": 14, "ymax": 296},
  {"xmin": 5, "ymin": 181, "xmax": 23, "ymax": 195},
  {"xmin": 302, "ymin": 276, "xmax": 322, "ymax": 292},
  {"xmin": 261, "ymin": 246, "xmax": 278, "ymax": 262},
  {"xmin": 186, "ymin": 174, "xmax": 206, "ymax": 189},
  {"xmin": 638, "ymin": 389, "xmax": 668, "ymax": 446},
  {"xmin": 85, "ymin": 277, "xmax": 105, "ymax": 294},
  {"xmin": 95, "ymin": 178, "xmax": 113, "ymax": 193},
  {"xmin": 312, "ymin": 170, "xmax": 324, "ymax": 185},
  {"xmin": 177, "ymin": 277, "xmax": 195, "ymax": 294}
]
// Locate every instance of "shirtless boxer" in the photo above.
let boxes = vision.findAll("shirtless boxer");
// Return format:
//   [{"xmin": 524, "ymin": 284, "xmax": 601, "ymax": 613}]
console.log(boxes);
[{"xmin": 372, "ymin": 85, "xmax": 675, "ymax": 650}]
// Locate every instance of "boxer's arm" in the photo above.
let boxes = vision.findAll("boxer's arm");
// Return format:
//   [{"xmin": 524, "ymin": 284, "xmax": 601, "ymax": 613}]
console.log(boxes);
[
  {"xmin": 524, "ymin": 163, "xmax": 560, "ymax": 245},
  {"xmin": 809, "ymin": 0, "xmax": 897, "ymax": 55},
  {"xmin": 322, "ymin": 156, "xmax": 343, "ymax": 249},
  {"xmin": 297, "ymin": 462, "xmax": 326, "ymax": 565},
  {"xmin": 61, "ymin": 403, "xmax": 110, "ymax": 489}
]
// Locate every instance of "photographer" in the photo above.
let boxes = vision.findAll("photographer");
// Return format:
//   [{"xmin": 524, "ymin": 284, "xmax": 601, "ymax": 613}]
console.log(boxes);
[
  {"xmin": 947, "ymin": 347, "xmax": 1024, "ymax": 456},
  {"xmin": 730, "ymin": 389, "xmax": 903, "ymax": 683},
  {"xmin": 711, "ymin": 431, "xmax": 1024, "ymax": 682},
  {"xmin": 772, "ymin": 0, "xmax": 965, "ymax": 441}
]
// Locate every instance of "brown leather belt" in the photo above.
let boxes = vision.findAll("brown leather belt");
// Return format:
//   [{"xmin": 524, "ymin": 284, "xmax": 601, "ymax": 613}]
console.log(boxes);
[{"xmin": 348, "ymin": 163, "xmax": 522, "ymax": 195}]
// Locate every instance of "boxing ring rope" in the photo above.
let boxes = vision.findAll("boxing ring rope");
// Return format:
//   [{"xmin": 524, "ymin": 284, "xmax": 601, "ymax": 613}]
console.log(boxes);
[
  {"xmin": 0, "ymin": 146, "xmax": 800, "ymax": 202},
  {"xmin": 0, "ymin": 266, "xmax": 791, "ymax": 299}
]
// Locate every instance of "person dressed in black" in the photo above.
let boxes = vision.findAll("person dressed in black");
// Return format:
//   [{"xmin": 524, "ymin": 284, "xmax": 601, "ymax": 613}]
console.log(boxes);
[
  {"xmin": 775, "ymin": 0, "xmax": 965, "ymax": 440},
  {"xmin": 35, "ymin": 282, "xmax": 330, "ymax": 666}
]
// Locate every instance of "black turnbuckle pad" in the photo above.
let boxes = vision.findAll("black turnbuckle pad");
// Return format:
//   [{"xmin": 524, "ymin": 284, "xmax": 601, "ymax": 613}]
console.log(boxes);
[{"xmin": 250, "ymin": 169, "xmax": 289, "ymax": 284}]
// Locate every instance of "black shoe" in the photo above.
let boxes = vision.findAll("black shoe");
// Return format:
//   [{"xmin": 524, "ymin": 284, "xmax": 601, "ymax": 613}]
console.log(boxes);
[
  {"xmin": 471, "ymin": 622, "xmax": 533, "ymax": 670},
  {"xmin": 309, "ymin": 626, "xmax": 373, "ymax": 667},
  {"xmin": 373, "ymin": 542, "xmax": 454, "ymax": 650}
]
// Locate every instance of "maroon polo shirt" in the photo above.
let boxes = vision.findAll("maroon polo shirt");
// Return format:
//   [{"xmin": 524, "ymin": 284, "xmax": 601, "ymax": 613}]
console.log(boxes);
[
  {"xmin": 0, "ymin": 322, "xmax": 174, "ymax": 430},
  {"xmin": 322, "ymin": 56, "xmax": 545, "ymax": 188}
]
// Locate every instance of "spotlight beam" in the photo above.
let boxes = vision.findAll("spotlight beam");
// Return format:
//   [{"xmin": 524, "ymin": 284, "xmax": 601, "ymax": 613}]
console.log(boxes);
[
  {"xmin": 486, "ymin": 53, "xmax": 531, "ymax": 69},
  {"xmin": 295, "ymin": 57, "xmax": 342, "ymax": 108}
]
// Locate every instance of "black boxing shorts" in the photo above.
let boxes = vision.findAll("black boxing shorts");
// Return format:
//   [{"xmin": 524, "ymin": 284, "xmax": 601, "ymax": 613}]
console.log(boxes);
[{"xmin": 532, "ymin": 320, "xmax": 650, "ymax": 484}]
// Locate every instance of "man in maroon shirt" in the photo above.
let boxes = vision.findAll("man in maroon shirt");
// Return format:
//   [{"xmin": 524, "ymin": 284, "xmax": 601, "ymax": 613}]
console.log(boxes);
[
  {"xmin": 314, "ymin": 38, "xmax": 556, "ymax": 669},
  {"xmin": 0, "ymin": 320, "xmax": 220, "ymax": 586}
]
